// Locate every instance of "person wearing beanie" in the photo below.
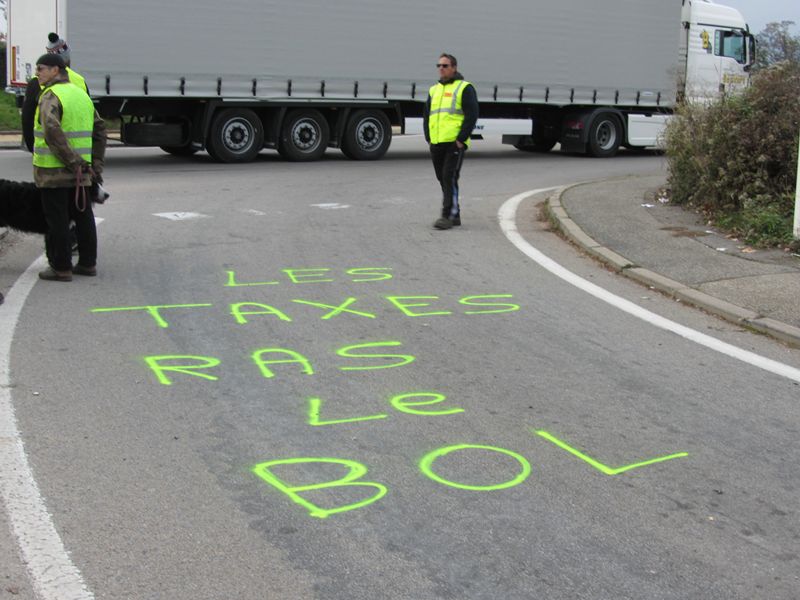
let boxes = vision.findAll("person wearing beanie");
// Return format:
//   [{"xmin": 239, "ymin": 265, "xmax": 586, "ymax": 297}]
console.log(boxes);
[
  {"xmin": 21, "ymin": 33, "xmax": 88, "ymax": 153},
  {"xmin": 36, "ymin": 53, "xmax": 65, "ymax": 68},
  {"xmin": 46, "ymin": 32, "xmax": 70, "ymax": 61},
  {"xmin": 32, "ymin": 53, "xmax": 107, "ymax": 282}
]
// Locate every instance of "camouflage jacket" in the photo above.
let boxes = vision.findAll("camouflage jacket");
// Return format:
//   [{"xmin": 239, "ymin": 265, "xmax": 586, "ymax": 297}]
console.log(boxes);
[{"xmin": 33, "ymin": 73, "xmax": 107, "ymax": 189}]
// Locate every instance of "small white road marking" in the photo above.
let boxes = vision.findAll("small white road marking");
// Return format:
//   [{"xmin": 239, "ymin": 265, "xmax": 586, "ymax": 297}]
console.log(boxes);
[
  {"xmin": 152, "ymin": 212, "xmax": 209, "ymax": 221},
  {"xmin": 311, "ymin": 203, "xmax": 351, "ymax": 210},
  {"xmin": 499, "ymin": 188, "xmax": 800, "ymax": 384}
]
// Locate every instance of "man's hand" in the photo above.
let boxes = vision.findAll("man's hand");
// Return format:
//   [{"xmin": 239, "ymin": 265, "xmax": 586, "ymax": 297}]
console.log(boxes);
[{"xmin": 455, "ymin": 140, "xmax": 464, "ymax": 149}]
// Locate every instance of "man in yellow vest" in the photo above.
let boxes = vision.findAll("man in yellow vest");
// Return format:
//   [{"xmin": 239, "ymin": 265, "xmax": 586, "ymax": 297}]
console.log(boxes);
[
  {"xmin": 22, "ymin": 33, "xmax": 88, "ymax": 153},
  {"xmin": 33, "ymin": 53, "xmax": 107, "ymax": 282},
  {"xmin": 424, "ymin": 53, "xmax": 479, "ymax": 230}
]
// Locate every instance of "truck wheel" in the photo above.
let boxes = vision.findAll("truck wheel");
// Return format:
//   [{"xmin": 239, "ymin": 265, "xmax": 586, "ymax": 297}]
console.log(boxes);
[
  {"xmin": 278, "ymin": 109, "xmax": 329, "ymax": 161},
  {"xmin": 341, "ymin": 110, "xmax": 392, "ymax": 160},
  {"xmin": 514, "ymin": 139, "xmax": 557, "ymax": 153},
  {"xmin": 207, "ymin": 108, "xmax": 264, "ymax": 163},
  {"xmin": 587, "ymin": 114, "xmax": 621, "ymax": 158},
  {"xmin": 160, "ymin": 144, "xmax": 199, "ymax": 156}
]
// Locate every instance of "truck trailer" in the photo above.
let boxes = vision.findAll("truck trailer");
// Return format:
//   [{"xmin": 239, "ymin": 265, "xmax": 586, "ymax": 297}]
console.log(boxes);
[{"xmin": 6, "ymin": 0, "xmax": 755, "ymax": 162}]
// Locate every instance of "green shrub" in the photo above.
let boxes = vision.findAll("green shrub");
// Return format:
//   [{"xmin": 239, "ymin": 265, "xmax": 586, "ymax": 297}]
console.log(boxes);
[
  {"xmin": 665, "ymin": 62, "xmax": 800, "ymax": 246},
  {"xmin": 0, "ymin": 91, "xmax": 21, "ymax": 131}
]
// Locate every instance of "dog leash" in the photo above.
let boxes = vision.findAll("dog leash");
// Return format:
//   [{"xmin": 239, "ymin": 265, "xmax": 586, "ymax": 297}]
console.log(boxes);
[{"xmin": 74, "ymin": 166, "xmax": 93, "ymax": 212}]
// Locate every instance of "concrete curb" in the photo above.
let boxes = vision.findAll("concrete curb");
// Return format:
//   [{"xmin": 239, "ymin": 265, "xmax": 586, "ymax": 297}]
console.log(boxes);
[{"xmin": 545, "ymin": 182, "xmax": 800, "ymax": 349}]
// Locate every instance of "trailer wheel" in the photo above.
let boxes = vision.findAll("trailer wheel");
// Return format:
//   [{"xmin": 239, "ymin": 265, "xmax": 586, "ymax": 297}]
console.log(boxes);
[
  {"xmin": 207, "ymin": 108, "xmax": 264, "ymax": 163},
  {"xmin": 278, "ymin": 109, "xmax": 330, "ymax": 161},
  {"xmin": 341, "ymin": 110, "xmax": 392, "ymax": 160},
  {"xmin": 587, "ymin": 114, "xmax": 621, "ymax": 158}
]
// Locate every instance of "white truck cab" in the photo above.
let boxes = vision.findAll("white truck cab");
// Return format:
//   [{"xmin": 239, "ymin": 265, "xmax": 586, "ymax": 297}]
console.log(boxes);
[
  {"xmin": 626, "ymin": 1, "xmax": 755, "ymax": 148},
  {"xmin": 682, "ymin": 0, "xmax": 755, "ymax": 101}
]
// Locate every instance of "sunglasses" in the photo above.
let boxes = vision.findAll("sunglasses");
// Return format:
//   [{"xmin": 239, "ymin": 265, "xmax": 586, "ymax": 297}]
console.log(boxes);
[{"xmin": 436, "ymin": 63, "xmax": 453, "ymax": 68}]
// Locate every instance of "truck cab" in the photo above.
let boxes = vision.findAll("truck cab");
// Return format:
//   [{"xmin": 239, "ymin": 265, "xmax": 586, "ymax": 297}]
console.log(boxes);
[
  {"xmin": 681, "ymin": 0, "xmax": 755, "ymax": 101},
  {"xmin": 552, "ymin": 0, "xmax": 756, "ymax": 156}
]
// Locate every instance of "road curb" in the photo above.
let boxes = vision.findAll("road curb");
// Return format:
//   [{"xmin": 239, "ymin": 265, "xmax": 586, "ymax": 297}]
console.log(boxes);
[{"xmin": 545, "ymin": 182, "xmax": 800, "ymax": 349}]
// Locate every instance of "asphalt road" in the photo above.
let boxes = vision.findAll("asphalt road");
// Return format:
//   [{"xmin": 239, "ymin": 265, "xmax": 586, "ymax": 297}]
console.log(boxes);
[{"xmin": 1, "ymin": 138, "xmax": 799, "ymax": 600}]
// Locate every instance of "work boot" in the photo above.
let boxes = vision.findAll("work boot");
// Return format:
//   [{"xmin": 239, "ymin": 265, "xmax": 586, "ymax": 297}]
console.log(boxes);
[
  {"xmin": 451, "ymin": 215, "xmax": 461, "ymax": 226},
  {"xmin": 434, "ymin": 217, "xmax": 454, "ymax": 230},
  {"xmin": 38, "ymin": 267, "xmax": 72, "ymax": 282},
  {"xmin": 73, "ymin": 264, "xmax": 97, "ymax": 277}
]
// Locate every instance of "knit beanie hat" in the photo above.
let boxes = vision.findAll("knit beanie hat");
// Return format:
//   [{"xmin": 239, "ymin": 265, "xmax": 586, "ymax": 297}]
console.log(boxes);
[
  {"xmin": 36, "ymin": 53, "xmax": 66, "ymax": 70},
  {"xmin": 46, "ymin": 32, "xmax": 71, "ymax": 63}
]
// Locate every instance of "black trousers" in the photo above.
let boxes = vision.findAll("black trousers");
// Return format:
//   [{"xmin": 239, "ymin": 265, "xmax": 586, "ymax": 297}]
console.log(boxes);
[
  {"xmin": 40, "ymin": 187, "xmax": 97, "ymax": 271},
  {"xmin": 430, "ymin": 142, "xmax": 466, "ymax": 218}
]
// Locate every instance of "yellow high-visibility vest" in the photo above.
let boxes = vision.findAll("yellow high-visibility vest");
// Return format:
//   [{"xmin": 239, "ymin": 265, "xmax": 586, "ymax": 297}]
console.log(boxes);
[
  {"xmin": 66, "ymin": 67, "xmax": 88, "ymax": 92},
  {"xmin": 428, "ymin": 79, "xmax": 471, "ymax": 147},
  {"xmin": 33, "ymin": 82, "xmax": 94, "ymax": 168}
]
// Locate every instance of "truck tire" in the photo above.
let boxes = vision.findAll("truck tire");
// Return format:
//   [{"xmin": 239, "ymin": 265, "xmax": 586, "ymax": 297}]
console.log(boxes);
[
  {"xmin": 587, "ymin": 113, "xmax": 622, "ymax": 158},
  {"xmin": 207, "ymin": 108, "xmax": 264, "ymax": 163},
  {"xmin": 341, "ymin": 110, "xmax": 392, "ymax": 160},
  {"xmin": 278, "ymin": 109, "xmax": 330, "ymax": 161},
  {"xmin": 160, "ymin": 144, "xmax": 199, "ymax": 156}
]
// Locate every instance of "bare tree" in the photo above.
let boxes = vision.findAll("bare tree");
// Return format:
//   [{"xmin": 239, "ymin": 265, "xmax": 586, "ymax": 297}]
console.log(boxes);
[
  {"xmin": 0, "ymin": 0, "xmax": 6, "ymax": 41},
  {"xmin": 755, "ymin": 21, "xmax": 800, "ymax": 70}
]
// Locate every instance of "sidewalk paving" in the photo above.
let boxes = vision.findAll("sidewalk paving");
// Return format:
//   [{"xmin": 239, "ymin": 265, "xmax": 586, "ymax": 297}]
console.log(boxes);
[
  {"xmin": 0, "ymin": 132, "xmax": 24, "ymax": 149},
  {"xmin": 546, "ymin": 174, "xmax": 800, "ymax": 347}
]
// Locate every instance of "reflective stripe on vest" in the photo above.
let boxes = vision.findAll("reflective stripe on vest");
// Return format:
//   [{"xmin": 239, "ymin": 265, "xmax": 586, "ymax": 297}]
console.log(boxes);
[
  {"xmin": 33, "ymin": 82, "xmax": 94, "ymax": 168},
  {"xmin": 428, "ymin": 79, "xmax": 471, "ymax": 147}
]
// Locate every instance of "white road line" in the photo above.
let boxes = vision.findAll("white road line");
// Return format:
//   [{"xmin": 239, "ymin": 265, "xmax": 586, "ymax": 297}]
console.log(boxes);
[
  {"xmin": 499, "ymin": 188, "xmax": 800, "ymax": 384},
  {"xmin": 0, "ymin": 255, "xmax": 95, "ymax": 600}
]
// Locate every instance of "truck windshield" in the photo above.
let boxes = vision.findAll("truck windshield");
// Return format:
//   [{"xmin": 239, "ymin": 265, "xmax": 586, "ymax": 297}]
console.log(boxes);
[{"xmin": 715, "ymin": 30, "xmax": 746, "ymax": 64}]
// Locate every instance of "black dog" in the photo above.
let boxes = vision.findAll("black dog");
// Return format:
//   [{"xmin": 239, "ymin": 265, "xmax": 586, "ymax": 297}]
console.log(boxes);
[{"xmin": 0, "ymin": 179, "xmax": 48, "ymax": 234}]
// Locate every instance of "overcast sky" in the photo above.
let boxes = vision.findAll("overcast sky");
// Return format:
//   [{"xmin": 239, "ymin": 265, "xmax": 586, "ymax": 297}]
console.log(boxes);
[{"xmin": 716, "ymin": 0, "xmax": 799, "ymax": 33}]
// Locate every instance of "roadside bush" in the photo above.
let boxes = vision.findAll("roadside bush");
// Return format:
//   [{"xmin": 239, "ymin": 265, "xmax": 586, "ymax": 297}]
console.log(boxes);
[
  {"xmin": 664, "ymin": 62, "xmax": 800, "ymax": 246},
  {"xmin": 0, "ymin": 90, "xmax": 20, "ymax": 131}
]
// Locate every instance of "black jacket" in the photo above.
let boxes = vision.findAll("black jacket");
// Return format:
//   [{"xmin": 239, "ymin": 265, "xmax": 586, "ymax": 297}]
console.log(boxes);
[
  {"xmin": 21, "ymin": 78, "xmax": 41, "ymax": 153},
  {"xmin": 423, "ymin": 71, "xmax": 479, "ymax": 144}
]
